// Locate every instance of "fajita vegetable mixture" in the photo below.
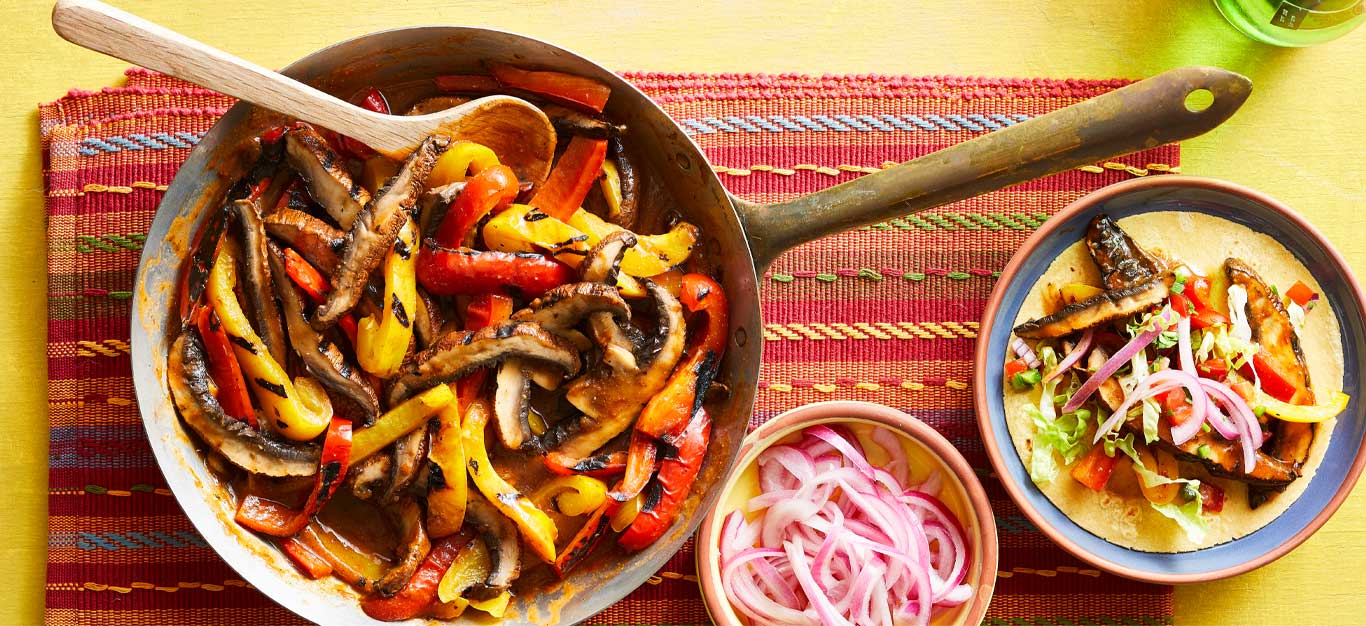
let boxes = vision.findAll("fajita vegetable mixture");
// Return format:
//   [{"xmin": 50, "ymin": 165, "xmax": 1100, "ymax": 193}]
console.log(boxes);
[
  {"xmin": 1006, "ymin": 213, "xmax": 1349, "ymax": 550},
  {"xmin": 166, "ymin": 65, "xmax": 728, "ymax": 621}
]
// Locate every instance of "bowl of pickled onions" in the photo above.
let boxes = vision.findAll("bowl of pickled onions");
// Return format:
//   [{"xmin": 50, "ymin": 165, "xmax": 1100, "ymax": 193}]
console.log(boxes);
[{"xmin": 696, "ymin": 401, "xmax": 997, "ymax": 626}]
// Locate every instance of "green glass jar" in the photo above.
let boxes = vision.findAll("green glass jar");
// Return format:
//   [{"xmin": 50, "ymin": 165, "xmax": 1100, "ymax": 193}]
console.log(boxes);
[{"xmin": 1214, "ymin": 0, "xmax": 1364, "ymax": 46}]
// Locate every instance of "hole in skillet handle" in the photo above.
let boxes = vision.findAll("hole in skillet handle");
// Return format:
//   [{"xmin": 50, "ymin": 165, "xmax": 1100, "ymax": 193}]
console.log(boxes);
[{"xmin": 1185, "ymin": 88, "xmax": 1215, "ymax": 113}]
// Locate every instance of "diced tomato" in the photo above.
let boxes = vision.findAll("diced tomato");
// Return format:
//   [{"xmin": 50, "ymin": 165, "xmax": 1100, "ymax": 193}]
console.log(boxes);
[
  {"xmin": 1190, "ymin": 308, "xmax": 1230, "ymax": 330},
  {"xmin": 1230, "ymin": 380, "xmax": 1258, "ymax": 404},
  {"xmin": 1285, "ymin": 281, "xmax": 1316, "ymax": 307},
  {"xmin": 1070, "ymin": 444, "xmax": 1119, "ymax": 492},
  {"xmin": 1163, "ymin": 388, "xmax": 1195, "ymax": 426},
  {"xmin": 1196, "ymin": 358, "xmax": 1229, "ymax": 382},
  {"xmin": 1004, "ymin": 357, "xmax": 1029, "ymax": 380},
  {"xmin": 1200, "ymin": 482, "xmax": 1226, "ymax": 514},
  {"xmin": 1169, "ymin": 292, "xmax": 1193, "ymax": 317}
]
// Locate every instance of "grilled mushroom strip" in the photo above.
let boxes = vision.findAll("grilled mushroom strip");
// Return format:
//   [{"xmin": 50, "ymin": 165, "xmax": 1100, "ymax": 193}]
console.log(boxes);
[
  {"xmin": 382, "ymin": 426, "xmax": 430, "ymax": 503},
  {"xmin": 284, "ymin": 125, "xmax": 371, "ymax": 230},
  {"xmin": 345, "ymin": 453, "xmax": 392, "ymax": 501},
  {"xmin": 263, "ymin": 208, "xmax": 345, "ymax": 273},
  {"xmin": 232, "ymin": 200, "xmax": 289, "ymax": 366},
  {"xmin": 314, "ymin": 136, "xmax": 449, "ymax": 329},
  {"xmin": 493, "ymin": 359, "xmax": 535, "ymax": 449},
  {"xmin": 413, "ymin": 289, "xmax": 445, "ymax": 350},
  {"xmin": 416, "ymin": 181, "xmax": 467, "ymax": 240},
  {"xmin": 542, "ymin": 103, "xmax": 626, "ymax": 139},
  {"xmin": 581, "ymin": 232, "xmax": 642, "ymax": 372},
  {"xmin": 1013, "ymin": 276, "xmax": 1172, "ymax": 339},
  {"xmin": 556, "ymin": 280, "xmax": 686, "ymax": 458},
  {"xmin": 1227, "ymin": 257, "xmax": 1317, "ymax": 505},
  {"xmin": 267, "ymin": 242, "xmax": 380, "ymax": 422},
  {"xmin": 1087, "ymin": 214, "xmax": 1166, "ymax": 290},
  {"xmin": 462, "ymin": 491, "xmax": 522, "ymax": 600},
  {"xmin": 1151, "ymin": 427, "xmax": 1298, "ymax": 488},
  {"xmin": 168, "ymin": 330, "xmax": 319, "ymax": 477},
  {"xmin": 373, "ymin": 500, "xmax": 431, "ymax": 597},
  {"xmin": 386, "ymin": 321, "xmax": 582, "ymax": 406},
  {"xmin": 607, "ymin": 136, "xmax": 638, "ymax": 228},
  {"xmin": 510, "ymin": 282, "xmax": 630, "ymax": 332}
]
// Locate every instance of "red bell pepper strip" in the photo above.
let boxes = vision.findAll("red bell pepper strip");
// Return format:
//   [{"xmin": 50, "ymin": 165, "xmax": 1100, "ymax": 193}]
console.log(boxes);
[
  {"xmin": 613, "ymin": 274, "xmax": 728, "ymax": 501},
  {"xmin": 451, "ymin": 293, "xmax": 514, "ymax": 410},
  {"xmin": 1239, "ymin": 352, "xmax": 1301, "ymax": 404},
  {"xmin": 1069, "ymin": 442, "xmax": 1119, "ymax": 492},
  {"xmin": 234, "ymin": 416, "xmax": 353, "ymax": 537},
  {"xmin": 179, "ymin": 203, "xmax": 231, "ymax": 322},
  {"xmin": 618, "ymin": 409, "xmax": 711, "ymax": 551},
  {"xmin": 542, "ymin": 450, "xmax": 627, "ymax": 479},
  {"xmin": 433, "ymin": 164, "xmax": 520, "ymax": 248},
  {"xmin": 361, "ymin": 532, "xmax": 474, "ymax": 621},
  {"xmin": 1285, "ymin": 280, "xmax": 1317, "ymax": 308},
  {"xmin": 551, "ymin": 496, "xmax": 620, "ymax": 577},
  {"xmin": 433, "ymin": 74, "xmax": 503, "ymax": 94},
  {"xmin": 417, "ymin": 247, "xmax": 573, "ymax": 298},
  {"xmin": 488, "ymin": 64, "xmax": 611, "ymax": 113},
  {"xmin": 278, "ymin": 536, "xmax": 333, "ymax": 579},
  {"xmin": 280, "ymin": 247, "xmax": 359, "ymax": 346},
  {"xmin": 195, "ymin": 306, "xmax": 257, "ymax": 426},
  {"xmin": 527, "ymin": 136, "xmax": 608, "ymax": 221},
  {"xmin": 341, "ymin": 87, "xmax": 390, "ymax": 159}
]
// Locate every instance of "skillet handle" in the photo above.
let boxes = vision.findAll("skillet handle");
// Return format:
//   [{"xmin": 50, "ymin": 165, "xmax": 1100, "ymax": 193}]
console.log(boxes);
[{"xmin": 735, "ymin": 66, "xmax": 1251, "ymax": 270}]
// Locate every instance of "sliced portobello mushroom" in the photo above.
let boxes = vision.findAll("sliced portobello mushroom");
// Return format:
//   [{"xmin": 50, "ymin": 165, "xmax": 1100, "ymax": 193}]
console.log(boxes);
[
  {"xmin": 462, "ymin": 490, "xmax": 521, "ymax": 601},
  {"xmin": 283, "ymin": 125, "xmax": 371, "ymax": 230},
  {"xmin": 606, "ymin": 136, "xmax": 639, "ymax": 228},
  {"xmin": 313, "ymin": 135, "xmax": 449, "ymax": 329},
  {"xmin": 1086, "ymin": 214, "xmax": 1166, "ymax": 290},
  {"xmin": 386, "ymin": 321, "xmax": 582, "ymax": 406},
  {"xmin": 263, "ymin": 208, "xmax": 345, "ymax": 273},
  {"xmin": 267, "ymin": 242, "xmax": 380, "ymax": 422},
  {"xmin": 416, "ymin": 181, "xmax": 467, "ymax": 240},
  {"xmin": 580, "ymin": 232, "xmax": 642, "ymax": 372},
  {"xmin": 557, "ymin": 280, "xmax": 686, "ymax": 458},
  {"xmin": 1227, "ymin": 257, "xmax": 1316, "ymax": 506},
  {"xmin": 542, "ymin": 103, "xmax": 627, "ymax": 139},
  {"xmin": 413, "ymin": 288, "xmax": 446, "ymax": 350},
  {"xmin": 345, "ymin": 453, "xmax": 392, "ymax": 501},
  {"xmin": 510, "ymin": 282, "xmax": 630, "ymax": 332},
  {"xmin": 382, "ymin": 425, "xmax": 430, "ymax": 503},
  {"xmin": 1013, "ymin": 275, "xmax": 1172, "ymax": 339},
  {"xmin": 168, "ymin": 329, "xmax": 319, "ymax": 477},
  {"xmin": 373, "ymin": 499, "xmax": 431, "ymax": 597},
  {"xmin": 493, "ymin": 358, "xmax": 535, "ymax": 450},
  {"xmin": 232, "ymin": 200, "xmax": 289, "ymax": 366}
]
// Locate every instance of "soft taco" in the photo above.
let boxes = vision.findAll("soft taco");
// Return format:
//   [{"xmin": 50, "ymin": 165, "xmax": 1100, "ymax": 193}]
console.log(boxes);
[{"xmin": 1004, "ymin": 211, "xmax": 1348, "ymax": 552}]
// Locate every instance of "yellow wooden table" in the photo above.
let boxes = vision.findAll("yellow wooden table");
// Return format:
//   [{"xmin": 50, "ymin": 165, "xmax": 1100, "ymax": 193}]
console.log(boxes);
[{"xmin": 3, "ymin": 1, "xmax": 1363, "ymax": 624}]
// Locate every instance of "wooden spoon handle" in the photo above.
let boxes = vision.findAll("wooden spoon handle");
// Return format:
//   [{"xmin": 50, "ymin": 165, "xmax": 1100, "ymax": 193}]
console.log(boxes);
[{"xmin": 51, "ymin": 0, "xmax": 398, "ymax": 150}]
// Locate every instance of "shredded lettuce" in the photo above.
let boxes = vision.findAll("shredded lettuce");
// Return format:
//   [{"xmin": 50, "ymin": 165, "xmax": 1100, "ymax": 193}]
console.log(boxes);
[
  {"xmin": 1104, "ymin": 434, "xmax": 1209, "ymax": 544},
  {"xmin": 1028, "ymin": 347, "xmax": 1082, "ymax": 485},
  {"xmin": 1154, "ymin": 330, "xmax": 1180, "ymax": 350},
  {"xmin": 1140, "ymin": 397, "xmax": 1161, "ymax": 444}
]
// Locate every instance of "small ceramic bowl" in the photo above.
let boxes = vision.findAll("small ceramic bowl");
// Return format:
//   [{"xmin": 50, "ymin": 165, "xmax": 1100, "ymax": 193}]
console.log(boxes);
[
  {"xmin": 975, "ymin": 176, "xmax": 1366, "ymax": 583},
  {"xmin": 696, "ymin": 401, "xmax": 997, "ymax": 625}
]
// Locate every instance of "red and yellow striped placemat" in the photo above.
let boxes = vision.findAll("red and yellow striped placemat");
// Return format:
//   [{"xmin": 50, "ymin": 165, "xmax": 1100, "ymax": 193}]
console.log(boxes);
[{"xmin": 41, "ymin": 67, "xmax": 1178, "ymax": 625}]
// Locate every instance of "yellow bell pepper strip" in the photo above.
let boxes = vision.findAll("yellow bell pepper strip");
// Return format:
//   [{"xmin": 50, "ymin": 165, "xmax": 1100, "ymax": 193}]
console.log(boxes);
[
  {"xmin": 360, "ymin": 155, "xmax": 399, "ymax": 197},
  {"xmin": 610, "ymin": 492, "xmax": 643, "ymax": 533},
  {"xmin": 567, "ymin": 209, "xmax": 700, "ymax": 278},
  {"xmin": 235, "ymin": 415, "xmax": 353, "ymax": 537},
  {"xmin": 433, "ymin": 164, "xmax": 520, "ymax": 248},
  {"xmin": 1260, "ymin": 391, "xmax": 1350, "ymax": 424},
  {"xmin": 350, "ymin": 384, "xmax": 454, "ymax": 462},
  {"xmin": 298, "ymin": 521, "xmax": 388, "ymax": 593},
  {"xmin": 489, "ymin": 64, "xmax": 612, "ymax": 114},
  {"xmin": 463, "ymin": 397, "xmax": 558, "ymax": 563},
  {"xmin": 425, "ymin": 402, "xmax": 468, "ymax": 539},
  {"xmin": 207, "ymin": 240, "xmax": 330, "ymax": 441},
  {"xmin": 469, "ymin": 592, "xmax": 512, "ymax": 617},
  {"xmin": 619, "ymin": 409, "xmax": 711, "ymax": 551},
  {"xmin": 361, "ymin": 532, "xmax": 475, "ymax": 622},
  {"xmin": 531, "ymin": 475, "xmax": 609, "ymax": 516},
  {"xmin": 194, "ymin": 306, "xmax": 256, "ymax": 427},
  {"xmin": 483, "ymin": 203, "xmax": 591, "ymax": 268},
  {"xmin": 434, "ymin": 538, "xmax": 513, "ymax": 617},
  {"xmin": 599, "ymin": 159, "xmax": 626, "ymax": 222},
  {"xmin": 614, "ymin": 274, "xmax": 728, "ymax": 501},
  {"xmin": 357, "ymin": 219, "xmax": 418, "ymax": 377},
  {"xmin": 528, "ymin": 136, "xmax": 608, "ymax": 221},
  {"xmin": 428, "ymin": 141, "xmax": 500, "ymax": 189}
]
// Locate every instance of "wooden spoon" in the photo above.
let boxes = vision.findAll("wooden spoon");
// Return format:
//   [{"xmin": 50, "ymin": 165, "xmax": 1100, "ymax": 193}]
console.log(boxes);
[{"xmin": 50, "ymin": 0, "xmax": 556, "ymax": 182}]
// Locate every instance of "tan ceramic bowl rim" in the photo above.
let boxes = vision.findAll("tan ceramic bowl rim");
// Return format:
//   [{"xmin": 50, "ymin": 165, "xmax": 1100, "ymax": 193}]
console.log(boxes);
[
  {"xmin": 695, "ymin": 400, "xmax": 998, "ymax": 625},
  {"xmin": 973, "ymin": 175, "xmax": 1366, "ymax": 584}
]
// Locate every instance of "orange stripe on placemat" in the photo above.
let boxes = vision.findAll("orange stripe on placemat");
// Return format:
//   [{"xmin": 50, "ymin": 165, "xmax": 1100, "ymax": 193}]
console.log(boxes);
[{"xmin": 42, "ymin": 70, "xmax": 1176, "ymax": 625}]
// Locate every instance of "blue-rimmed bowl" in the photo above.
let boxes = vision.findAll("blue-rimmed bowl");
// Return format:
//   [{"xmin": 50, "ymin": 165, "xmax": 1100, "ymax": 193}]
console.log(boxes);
[{"xmin": 973, "ymin": 175, "xmax": 1366, "ymax": 583}]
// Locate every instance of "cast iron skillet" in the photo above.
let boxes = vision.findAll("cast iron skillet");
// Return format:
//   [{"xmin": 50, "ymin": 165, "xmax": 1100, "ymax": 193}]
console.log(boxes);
[{"xmin": 123, "ymin": 25, "xmax": 1251, "ymax": 626}]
